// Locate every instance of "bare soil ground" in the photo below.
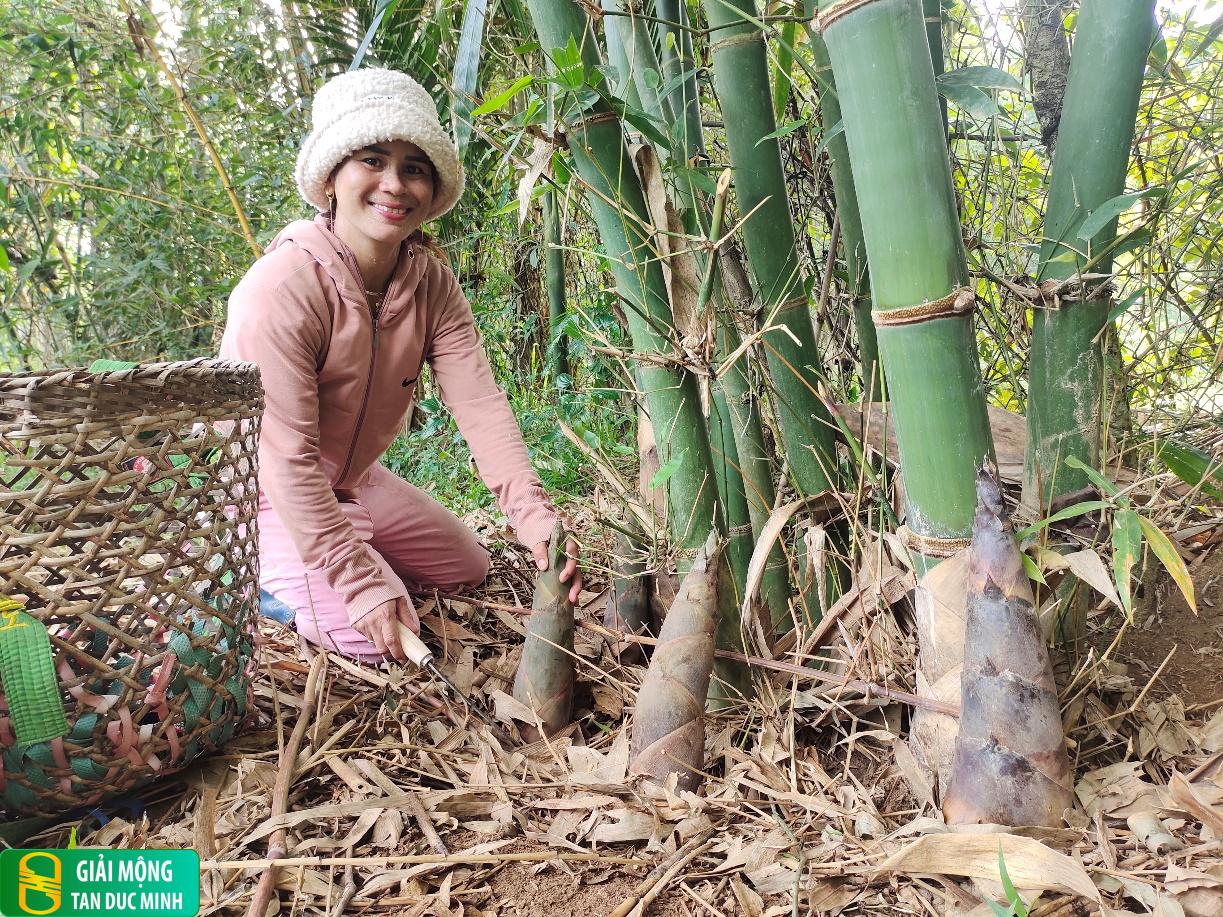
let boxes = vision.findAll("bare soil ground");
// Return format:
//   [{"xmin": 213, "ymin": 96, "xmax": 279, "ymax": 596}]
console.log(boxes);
[{"xmin": 1115, "ymin": 549, "xmax": 1223, "ymax": 709}]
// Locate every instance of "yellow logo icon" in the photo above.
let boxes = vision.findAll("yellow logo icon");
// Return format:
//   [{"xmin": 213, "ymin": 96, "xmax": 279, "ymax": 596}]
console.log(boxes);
[{"xmin": 17, "ymin": 851, "xmax": 61, "ymax": 915}]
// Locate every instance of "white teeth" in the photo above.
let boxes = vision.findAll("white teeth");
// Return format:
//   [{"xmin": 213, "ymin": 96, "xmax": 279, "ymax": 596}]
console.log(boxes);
[{"xmin": 371, "ymin": 202, "xmax": 408, "ymax": 215}]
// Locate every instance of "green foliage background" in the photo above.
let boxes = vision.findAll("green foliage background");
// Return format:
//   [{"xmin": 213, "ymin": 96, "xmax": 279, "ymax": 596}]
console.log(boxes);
[{"xmin": 1, "ymin": 0, "xmax": 1219, "ymax": 514}]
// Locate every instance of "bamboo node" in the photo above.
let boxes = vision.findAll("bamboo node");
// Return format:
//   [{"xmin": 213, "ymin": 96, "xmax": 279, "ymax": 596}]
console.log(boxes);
[
  {"xmin": 897, "ymin": 524, "xmax": 972, "ymax": 559},
  {"xmin": 1013, "ymin": 275, "xmax": 1116, "ymax": 308},
  {"xmin": 872, "ymin": 287, "xmax": 976, "ymax": 327},
  {"xmin": 815, "ymin": 0, "xmax": 886, "ymax": 33},
  {"xmin": 710, "ymin": 31, "xmax": 764, "ymax": 54},
  {"xmin": 564, "ymin": 110, "xmax": 620, "ymax": 134},
  {"xmin": 774, "ymin": 294, "xmax": 809, "ymax": 316}
]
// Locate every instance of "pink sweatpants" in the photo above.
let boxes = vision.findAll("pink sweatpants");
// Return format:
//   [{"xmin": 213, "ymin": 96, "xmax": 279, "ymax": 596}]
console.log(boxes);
[{"xmin": 258, "ymin": 463, "xmax": 490, "ymax": 662}]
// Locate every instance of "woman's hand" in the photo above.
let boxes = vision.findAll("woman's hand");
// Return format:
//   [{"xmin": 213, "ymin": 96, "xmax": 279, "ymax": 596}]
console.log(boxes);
[
  {"xmin": 532, "ymin": 535, "xmax": 583, "ymax": 603},
  {"xmin": 352, "ymin": 597, "xmax": 420, "ymax": 661}
]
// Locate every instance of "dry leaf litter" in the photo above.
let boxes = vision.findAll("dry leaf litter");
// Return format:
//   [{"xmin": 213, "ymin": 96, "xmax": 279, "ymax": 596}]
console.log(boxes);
[{"xmin": 6, "ymin": 487, "xmax": 1221, "ymax": 917}]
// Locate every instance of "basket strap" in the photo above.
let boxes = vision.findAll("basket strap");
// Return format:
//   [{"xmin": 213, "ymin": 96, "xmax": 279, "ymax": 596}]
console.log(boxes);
[
  {"xmin": 87, "ymin": 358, "xmax": 137, "ymax": 372},
  {"xmin": 0, "ymin": 600, "xmax": 70, "ymax": 746}
]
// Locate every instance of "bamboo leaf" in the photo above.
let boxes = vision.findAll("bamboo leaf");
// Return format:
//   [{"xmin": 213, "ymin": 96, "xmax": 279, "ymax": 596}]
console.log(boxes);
[
  {"xmin": 1147, "ymin": 28, "xmax": 1169, "ymax": 70},
  {"xmin": 937, "ymin": 82, "xmax": 998, "ymax": 120},
  {"xmin": 475, "ymin": 65, "xmax": 533, "ymax": 120},
  {"xmin": 997, "ymin": 844, "xmax": 1029, "ymax": 916},
  {"xmin": 937, "ymin": 65, "xmax": 1024, "ymax": 93},
  {"xmin": 1135, "ymin": 515, "xmax": 1196, "ymax": 613},
  {"xmin": 1106, "ymin": 289, "xmax": 1143, "ymax": 323},
  {"xmin": 1016, "ymin": 500, "xmax": 1111, "ymax": 539},
  {"xmin": 755, "ymin": 117, "xmax": 809, "ymax": 147},
  {"xmin": 771, "ymin": 18, "xmax": 798, "ymax": 121},
  {"xmin": 1112, "ymin": 508, "xmax": 1143, "ymax": 616},
  {"xmin": 813, "ymin": 117, "xmax": 845, "ymax": 158},
  {"xmin": 0, "ymin": 244, "xmax": 9, "ymax": 272},
  {"xmin": 648, "ymin": 450, "xmax": 686, "ymax": 491},
  {"xmin": 1187, "ymin": 15, "xmax": 1223, "ymax": 64},
  {"xmin": 1064, "ymin": 455, "xmax": 1120, "ymax": 499},
  {"xmin": 350, "ymin": 0, "xmax": 400, "ymax": 71},
  {"xmin": 1153, "ymin": 439, "xmax": 1223, "ymax": 500},
  {"xmin": 1021, "ymin": 553, "xmax": 1046, "ymax": 586},
  {"xmin": 452, "ymin": 0, "xmax": 490, "ymax": 157},
  {"xmin": 1076, "ymin": 187, "xmax": 1164, "ymax": 242}
]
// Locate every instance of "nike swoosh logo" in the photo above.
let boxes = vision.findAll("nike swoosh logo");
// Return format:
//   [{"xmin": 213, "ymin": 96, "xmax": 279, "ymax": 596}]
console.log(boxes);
[{"xmin": 402, "ymin": 376, "xmax": 417, "ymax": 387}]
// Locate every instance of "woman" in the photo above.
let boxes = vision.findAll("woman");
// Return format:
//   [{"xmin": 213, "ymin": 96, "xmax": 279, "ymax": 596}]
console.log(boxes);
[{"xmin": 220, "ymin": 68, "xmax": 580, "ymax": 663}]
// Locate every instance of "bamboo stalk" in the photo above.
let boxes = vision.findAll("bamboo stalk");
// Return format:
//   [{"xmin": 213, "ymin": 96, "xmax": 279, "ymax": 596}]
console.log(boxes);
[
  {"xmin": 702, "ymin": 0, "xmax": 841, "ymax": 503},
  {"xmin": 604, "ymin": 0, "xmax": 672, "ymax": 125},
  {"xmin": 817, "ymin": 0, "xmax": 995, "ymax": 559},
  {"xmin": 644, "ymin": 9, "xmax": 791, "ymax": 645},
  {"xmin": 808, "ymin": 28, "xmax": 878, "ymax": 393},
  {"xmin": 121, "ymin": 0, "xmax": 261, "ymax": 260},
  {"xmin": 923, "ymin": 0, "xmax": 948, "ymax": 134},
  {"xmin": 542, "ymin": 190, "xmax": 571, "ymax": 382},
  {"xmin": 653, "ymin": 0, "xmax": 704, "ymax": 162},
  {"xmin": 525, "ymin": 0, "xmax": 723, "ymax": 560},
  {"xmin": 601, "ymin": 0, "xmax": 647, "ymax": 112},
  {"xmin": 1023, "ymin": 0, "xmax": 1155, "ymax": 512},
  {"xmin": 817, "ymin": 0, "xmax": 997, "ymax": 784}
]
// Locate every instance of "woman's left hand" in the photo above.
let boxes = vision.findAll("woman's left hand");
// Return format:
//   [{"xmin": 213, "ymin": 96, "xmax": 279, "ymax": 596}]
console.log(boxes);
[{"xmin": 532, "ymin": 535, "xmax": 583, "ymax": 603}]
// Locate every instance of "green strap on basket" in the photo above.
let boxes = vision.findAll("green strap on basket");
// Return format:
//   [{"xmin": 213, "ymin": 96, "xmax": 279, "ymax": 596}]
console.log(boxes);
[
  {"xmin": 88, "ymin": 358, "xmax": 137, "ymax": 372},
  {"xmin": 0, "ymin": 599, "xmax": 70, "ymax": 746}
]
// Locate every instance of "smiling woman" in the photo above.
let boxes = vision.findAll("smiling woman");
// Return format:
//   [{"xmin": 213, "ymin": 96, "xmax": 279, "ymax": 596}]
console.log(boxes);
[
  {"xmin": 217, "ymin": 68, "xmax": 581, "ymax": 664},
  {"xmin": 327, "ymin": 141, "xmax": 436, "ymax": 295}
]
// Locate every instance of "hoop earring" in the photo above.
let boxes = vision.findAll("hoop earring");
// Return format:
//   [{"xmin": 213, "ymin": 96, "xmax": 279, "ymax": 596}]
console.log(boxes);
[{"xmin": 326, "ymin": 189, "xmax": 336, "ymax": 221}]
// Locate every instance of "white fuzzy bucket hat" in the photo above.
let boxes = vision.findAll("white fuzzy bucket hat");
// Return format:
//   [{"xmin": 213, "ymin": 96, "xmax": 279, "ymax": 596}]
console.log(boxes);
[{"xmin": 294, "ymin": 68, "xmax": 464, "ymax": 221}]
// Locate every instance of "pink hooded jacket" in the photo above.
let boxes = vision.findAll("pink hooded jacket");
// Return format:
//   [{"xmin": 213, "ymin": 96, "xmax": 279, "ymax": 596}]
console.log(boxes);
[{"xmin": 219, "ymin": 213, "xmax": 556, "ymax": 625}]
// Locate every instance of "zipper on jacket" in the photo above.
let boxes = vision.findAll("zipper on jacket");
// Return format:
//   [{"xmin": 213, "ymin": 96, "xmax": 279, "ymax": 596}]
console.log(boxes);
[
  {"xmin": 335, "ymin": 298, "xmax": 381, "ymax": 487},
  {"xmin": 332, "ymin": 239, "xmax": 414, "ymax": 488}
]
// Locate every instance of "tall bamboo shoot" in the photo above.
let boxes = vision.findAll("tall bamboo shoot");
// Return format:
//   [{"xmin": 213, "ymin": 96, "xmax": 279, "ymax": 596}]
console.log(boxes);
[
  {"xmin": 513, "ymin": 523, "xmax": 575, "ymax": 736},
  {"xmin": 944, "ymin": 465, "xmax": 1073, "ymax": 826},
  {"xmin": 630, "ymin": 532, "xmax": 722, "ymax": 790}
]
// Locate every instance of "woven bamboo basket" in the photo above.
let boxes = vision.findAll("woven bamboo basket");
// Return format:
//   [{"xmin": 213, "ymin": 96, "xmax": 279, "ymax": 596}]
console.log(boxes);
[{"xmin": 0, "ymin": 359, "xmax": 263, "ymax": 817}]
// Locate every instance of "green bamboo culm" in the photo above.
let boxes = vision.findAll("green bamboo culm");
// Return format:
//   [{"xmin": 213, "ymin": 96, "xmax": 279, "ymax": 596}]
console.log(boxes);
[
  {"xmin": 816, "ymin": 0, "xmax": 995, "ymax": 570},
  {"xmin": 601, "ymin": 0, "xmax": 646, "ymax": 111},
  {"xmin": 653, "ymin": 0, "xmax": 704, "ymax": 166},
  {"xmin": 542, "ymin": 190, "xmax": 570, "ymax": 384},
  {"xmin": 617, "ymin": 8, "xmax": 789, "ymax": 671},
  {"xmin": 808, "ymin": 28, "xmax": 879, "ymax": 398},
  {"xmin": 524, "ymin": 0, "xmax": 723, "ymax": 561},
  {"xmin": 603, "ymin": 0, "xmax": 671, "ymax": 126},
  {"xmin": 1022, "ymin": 0, "xmax": 1155, "ymax": 512},
  {"xmin": 701, "ymin": 0, "xmax": 841, "ymax": 503},
  {"xmin": 923, "ymin": 0, "xmax": 948, "ymax": 134}
]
